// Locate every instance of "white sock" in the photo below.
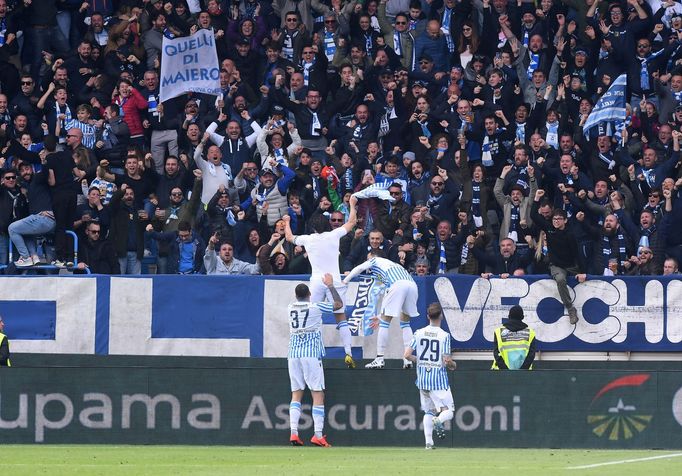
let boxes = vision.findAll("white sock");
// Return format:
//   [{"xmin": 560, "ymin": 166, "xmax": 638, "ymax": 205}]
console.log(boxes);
[
  {"xmin": 289, "ymin": 401, "xmax": 301, "ymax": 435},
  {"xmin": 312, "ymin": 405, "xmax": 325, "ymax": 437},
  {"xmin": 377, "ymin": 319, "xmax": 391, "ymax": 356},
  {"xmin": 400, "ymin": 321, "xmax": 413, "ymax": 347},
  {"xmin": 423, "ymin": 412, "xmax": 434, "ymax": 445},
  {"xmin": 336, "ymin": 319, "xmax": 352, "ymax": 355},
  {"xmin": 438, "ymin": 408, "xmax": 454, "ymax": 423}
]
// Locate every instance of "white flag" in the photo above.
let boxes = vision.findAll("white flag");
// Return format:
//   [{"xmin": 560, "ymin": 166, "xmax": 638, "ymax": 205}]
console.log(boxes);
[{"xmin": 159, "ymin": 29, "xmax": 221, "ymax": 103}]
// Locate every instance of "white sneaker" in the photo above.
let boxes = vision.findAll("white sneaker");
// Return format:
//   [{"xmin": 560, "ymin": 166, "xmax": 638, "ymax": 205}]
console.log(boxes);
[
  {"xmin": 425, "ymin": 443, "xmax": 435, "ymax": 450},
  {"xmin": 31, "ymin": 255, "xmax": 43, "ymax": 265},
  {"xmin": 51, "ymin": 260, "xmax": 66, "ymax": 268},
  {"xmin": 15, "ymin": 256, "xmax": 34, "ymax": 268},
  {"xmin": 365, "ymin": 357, "xmax": 385, "ymax": 369},
  {"xmin": 403, "ymin": 359, "xmax": 413, "ymax": 369}
]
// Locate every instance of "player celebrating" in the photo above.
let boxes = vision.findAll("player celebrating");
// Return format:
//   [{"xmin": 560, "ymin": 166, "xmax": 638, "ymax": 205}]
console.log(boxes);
[
  {"xmin": 283, "ymin": 195, "xmax": 358, "ymax": 368},
  {"xmin": 343, "ymin": 249, "xmax": 419, "ymax": 369},
  {"xmin": 287, "ymin": 273, "xmax": 342, "ymax": 447},
  {"xmin": 404, "ymin": 302, "xmax": 456, "ymax": 449}
]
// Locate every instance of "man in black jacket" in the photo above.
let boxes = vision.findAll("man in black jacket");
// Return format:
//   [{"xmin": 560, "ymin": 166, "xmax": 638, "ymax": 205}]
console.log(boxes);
[
  {"xmin": 531, "ymin": 189, "xmax": 586, "ymax": 324},
  {"xmin": 76, "ymin": 221, "xmax": 119, "ymax": 274},
  {"xmin": 0, "ymin": 169, "xmax": 28, "ymax": 265}
]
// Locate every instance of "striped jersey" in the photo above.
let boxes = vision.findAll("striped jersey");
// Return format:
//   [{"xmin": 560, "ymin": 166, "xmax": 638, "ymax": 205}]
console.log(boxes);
[
  {"xmin": 410, "ymin": 325, "xmax": 451, "ymax": 391},
  {"xmin": 287, "ymin": 300, "xmax": 335, "ymax": 358},
  {"xmin": 357, "ymin": 257, "xmax": 413, "ymax": 286},
  {"xmin": 64, "ymin": 119, "xmax": 98, "ymax": 149}
]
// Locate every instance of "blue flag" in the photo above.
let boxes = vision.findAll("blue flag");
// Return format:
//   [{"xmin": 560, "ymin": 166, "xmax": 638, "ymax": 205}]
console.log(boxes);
[{"xmin": 583, "ymin": 74, "xmax": 627, "ymax": 138}]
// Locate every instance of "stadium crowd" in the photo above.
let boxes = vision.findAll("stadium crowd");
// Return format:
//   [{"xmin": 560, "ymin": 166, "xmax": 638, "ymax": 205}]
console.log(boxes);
[{"xmin": 0, "ymin": 0, "xmax": 682, "ymax": 278}]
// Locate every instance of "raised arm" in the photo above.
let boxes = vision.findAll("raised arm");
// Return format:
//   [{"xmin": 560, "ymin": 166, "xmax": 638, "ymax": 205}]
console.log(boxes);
[
  {"xmin": 282, "ymin": 214, "xmax": 296, "ymax": 243},
  {"xmin": 342, "ymin": 194, "xmax": 358, "ymax": 232}
]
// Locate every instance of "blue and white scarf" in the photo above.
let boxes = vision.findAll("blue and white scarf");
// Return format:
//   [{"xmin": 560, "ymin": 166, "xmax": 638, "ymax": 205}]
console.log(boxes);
[{"xmin": 602, "ymin": 228, "xmax": 627, "ymax": 273}]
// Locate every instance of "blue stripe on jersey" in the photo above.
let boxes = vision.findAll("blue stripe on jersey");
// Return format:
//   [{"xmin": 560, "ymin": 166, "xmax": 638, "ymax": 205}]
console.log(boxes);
[
  {"xmin": 370, "ymin": 258, "xmax": 413, "ymax": 286},
  {"xmin": 412, "ymin": 327, "xmax": 451, "ymax": 391},
  {"xmin": 288, "ymin": 301, "xmax": 326, "ymax": 359},
  {"xmin": 317, "ymin": 302, "xmax": 335, "ymax": 313}
]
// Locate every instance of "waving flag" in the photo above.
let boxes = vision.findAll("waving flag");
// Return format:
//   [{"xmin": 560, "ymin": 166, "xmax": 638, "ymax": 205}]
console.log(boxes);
[{"xmin": 583, "ymin": 74, "xmax": 627, "ymax": 138}]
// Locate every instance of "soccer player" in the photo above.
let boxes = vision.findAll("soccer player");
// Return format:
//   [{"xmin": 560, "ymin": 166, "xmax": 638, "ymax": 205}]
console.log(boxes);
[
  {"xmin": 283, "ymin": 195, "xmax": 358, "ymax": 368},
  {"xmin": 343, "ymin": 249, "xmax": 419, "ymax": 369},
  {"xmin": 288, "ymin": 273, "xmax": 342, "ymax": 447},
  {"xmin": 404, "ymin": 302, "xmax": 456, "ymax": 449}
]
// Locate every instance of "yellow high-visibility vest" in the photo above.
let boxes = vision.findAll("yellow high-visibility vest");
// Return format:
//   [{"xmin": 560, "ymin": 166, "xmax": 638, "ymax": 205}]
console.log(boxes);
[
  {"xmin": 0, "ymin": 332, "xmax": 11, "ymax": 367},
  {"xmin": 491, "ymin": 326, "xmax": 535, "ymax": 370}
]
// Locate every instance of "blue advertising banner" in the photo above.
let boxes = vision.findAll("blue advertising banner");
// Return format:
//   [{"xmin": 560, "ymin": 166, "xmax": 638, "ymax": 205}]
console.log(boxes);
[{"xmin": 0, "ymin": 275, "xmax": 680, "ymax": 357}]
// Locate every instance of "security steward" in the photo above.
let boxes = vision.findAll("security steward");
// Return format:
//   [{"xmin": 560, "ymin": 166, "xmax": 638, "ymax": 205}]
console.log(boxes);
[
  {"xmin": 0, "ymin": 316, "xmax": 10, "ymax": 367},
  {"xmin": 491, "ymin": 305, "xmax": 535, "ymax": 370}
]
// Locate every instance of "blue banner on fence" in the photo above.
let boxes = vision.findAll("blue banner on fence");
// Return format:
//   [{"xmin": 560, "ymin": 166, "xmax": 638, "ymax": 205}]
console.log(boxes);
[{"xmin": 0, "ymin": 275, "xmax": 680, "ymax": 356}]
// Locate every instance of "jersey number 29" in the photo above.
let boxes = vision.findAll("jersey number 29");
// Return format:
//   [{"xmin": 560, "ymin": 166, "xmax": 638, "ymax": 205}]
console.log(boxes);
[
  {"xmin": 290, "ymin": 309, "xmax": 310, "ymax": 329},
  {"xmin": 419, "ymin": 338, "xmax": 440, "ymax": 362}
]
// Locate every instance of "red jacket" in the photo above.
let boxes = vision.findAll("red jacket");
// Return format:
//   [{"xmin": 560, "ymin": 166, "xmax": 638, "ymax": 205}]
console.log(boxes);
[{"xmin": 113, "ymin": 88, "xmax": 148, "ymax": 136}]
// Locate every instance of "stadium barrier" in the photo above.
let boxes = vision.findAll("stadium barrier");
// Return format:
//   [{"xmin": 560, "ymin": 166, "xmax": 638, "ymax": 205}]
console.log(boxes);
[
  {"xmin": 0, "ymin": 275, "xmax": 680, "ymax": 358},
  {"xmin": 0, "ymin": 364, "xmax": 680, "ymax": 448}
]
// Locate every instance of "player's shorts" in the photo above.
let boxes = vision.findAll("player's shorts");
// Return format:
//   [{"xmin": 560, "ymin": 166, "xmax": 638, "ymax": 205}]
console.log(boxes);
[
  {"xmin": 419, "ymin": 388, "xmax": 454, "ymax": 413},
  {"xmin": 309, "ymin": 278, "xmax": 347, "ymax": 312},
  {"xmin": 288, "ymin": 357, "xmax": 325, "ymax": 392},
  {"xmin": 381, "ymin": 279, "xmax": 419, "ymax": 318}
]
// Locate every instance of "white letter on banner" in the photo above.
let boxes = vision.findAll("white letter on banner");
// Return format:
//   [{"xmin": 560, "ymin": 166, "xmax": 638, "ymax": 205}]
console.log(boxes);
[
  {"xmin": 159, "ymin": 29, "xmax": 220, "ymax": 102},
  {"xmin": 609, "ymin": 279, "xmax": 664, "ymax": 343},
  {"xmin": 0, "ymin": 278, "xmax": 96, "ymax": 354},
  {"xmin": 482, "ymin": 279, "xmax": 530, "ymax": 341},
  {"xmin": 108, "ymin": 277, "xmax": 250, "ymax": 356},
  {"xmin": 434, "ymin": 277, "xmax": 490, "ymax": 341},
  {"xmin": 572, "ymin": 279, "xmax": 621, "ymax": 343},
  {"xmin": 666, "ymin": 280, "xmax": 682, "ymax": 343}
]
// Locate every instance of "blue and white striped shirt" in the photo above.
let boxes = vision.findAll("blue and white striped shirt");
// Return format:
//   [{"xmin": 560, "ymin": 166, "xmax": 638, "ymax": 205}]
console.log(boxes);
[
  {"xmin": 345, "ymin": 256, "xmax": 413, "ymax": 287},
  {"xmin": 287, "ymin": 300, "xmax": 334, "ymax": 359},
  {"xmin": 64, "ymin": 119, "xmax": 98, "ymax": 149},
  {"xmin": 410, "ymin": 325, "xmax": 451, "ymax": 391}
]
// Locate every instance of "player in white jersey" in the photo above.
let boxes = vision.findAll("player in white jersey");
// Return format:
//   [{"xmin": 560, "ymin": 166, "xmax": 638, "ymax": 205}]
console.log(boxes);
[
  {"xmin": 404, "ymin": 302, "xmax": 456, "ymax": 449},
  {"xmin": 283, "ymin": 195, "xmax": 358, "ymax": 368},
  {"xmin": 288, "ymin": 273, "xmax": 343, "ymax": 447},
  {"xmin": 343, "ymin": 249, "xmax": 419, "ymax": 369}
]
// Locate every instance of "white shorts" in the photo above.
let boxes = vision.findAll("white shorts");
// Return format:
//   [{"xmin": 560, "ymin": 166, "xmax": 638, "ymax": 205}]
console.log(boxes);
[
  {"xmin": 419, "ymin": 389, "xmax": 454, "ymax": 413},
  {"xmin": 309, "ymin": 279, "xmax": 347, "ymax": 313},
  {"xmin": 289, "ymin": 357, "xmax": 325, "ymax": 392},
  {"xmin": 382, "ymin": 280, "xmax": 419, "ymax": 318}
]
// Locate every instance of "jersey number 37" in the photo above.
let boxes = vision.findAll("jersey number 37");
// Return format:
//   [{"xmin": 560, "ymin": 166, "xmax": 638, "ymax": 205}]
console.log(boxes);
[{"xmin": 290, "ymin": 309, "xmax": 310, "ymax": 329}]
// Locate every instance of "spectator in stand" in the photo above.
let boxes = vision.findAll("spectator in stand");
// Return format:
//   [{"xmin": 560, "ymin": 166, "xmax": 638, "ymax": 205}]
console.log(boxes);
[
  {"xmin": 108, "ymin": 184, "xmax": 148, "ymax": 275},
  {"xmin": 0, "ymin": 169, "xmax": 28, "ymax": 265},
  {"xmin": 204, "ymin": 231, "xmax": 260, "ymax": 275},
  {"xmin": 531, "ymin": 189, "xmax": 586, "ymax": 324},
  {"xmin": 76, "ymin": 221, "xmax": 119, "ymax": 274}
]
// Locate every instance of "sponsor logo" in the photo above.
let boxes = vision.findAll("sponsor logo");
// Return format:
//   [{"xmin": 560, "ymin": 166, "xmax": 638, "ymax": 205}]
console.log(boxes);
[{"xmin": 587, "ymin": 374, "xmax": 653, "ymax": 441}]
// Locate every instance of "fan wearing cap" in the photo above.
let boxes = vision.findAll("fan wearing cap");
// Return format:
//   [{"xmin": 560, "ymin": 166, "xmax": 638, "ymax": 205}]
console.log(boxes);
[
  {"xmin": 491, "ymin": 305, "xmax": 536, "ymax": 370},
  {"xmin": 246, "ymin": 159, "xmax": 296, "ymax": 227}
]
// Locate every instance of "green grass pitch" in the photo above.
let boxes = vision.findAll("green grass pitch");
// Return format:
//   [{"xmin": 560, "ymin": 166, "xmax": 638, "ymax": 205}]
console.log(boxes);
[{"xmin": 0, "ymin": 446, "xmax": 681, "ymax": 475}]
